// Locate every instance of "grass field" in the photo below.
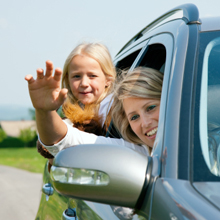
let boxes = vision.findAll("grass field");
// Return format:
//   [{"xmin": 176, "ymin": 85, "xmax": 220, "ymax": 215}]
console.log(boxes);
[{"xmin": 0, "ymin": 147, "xmax": 47, "ymax": 173}]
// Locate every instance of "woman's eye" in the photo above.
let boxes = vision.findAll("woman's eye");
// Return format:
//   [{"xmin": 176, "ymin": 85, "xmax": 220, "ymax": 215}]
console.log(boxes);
[
  {"xmin": 130, "ymin": 115, "xmax": 139, "ymax": 121},
  {"xmin": 147, "ymin": 105, "xmax": 156, "ymax": 112}
]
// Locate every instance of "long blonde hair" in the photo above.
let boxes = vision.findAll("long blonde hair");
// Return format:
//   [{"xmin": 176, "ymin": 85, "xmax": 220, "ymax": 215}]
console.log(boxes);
[
  {"xmin": 62, "ymin": 42, "xmax": 116, "ymax": 105},
  {"xmin": 111, "ymin": 67, "xmax": 163, "ymax": 145}
]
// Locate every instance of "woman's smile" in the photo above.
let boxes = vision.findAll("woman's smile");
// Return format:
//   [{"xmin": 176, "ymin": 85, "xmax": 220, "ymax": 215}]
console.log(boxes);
[{"xmin": 146, "ymin": 127, "xmax": 158, "ymax": 137}]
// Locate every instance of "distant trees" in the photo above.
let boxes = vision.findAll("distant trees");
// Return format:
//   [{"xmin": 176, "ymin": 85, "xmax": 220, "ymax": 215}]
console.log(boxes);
[
  {"xmin": 0, "ymin": 127, "xmax": 37, "ymax": 148},
  {"xmin": 0, "ymin": 128, "xmax": 7, "ymax": 142},
  {"xmin": 19, "ymin": 128, "xmax": 37, "ymax": 147}
]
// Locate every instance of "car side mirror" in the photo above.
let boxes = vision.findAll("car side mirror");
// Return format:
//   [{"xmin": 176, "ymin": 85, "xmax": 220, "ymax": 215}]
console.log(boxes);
[{"xmin": 50, "ymin": 144, "xmax": 151, "ymax": 208}]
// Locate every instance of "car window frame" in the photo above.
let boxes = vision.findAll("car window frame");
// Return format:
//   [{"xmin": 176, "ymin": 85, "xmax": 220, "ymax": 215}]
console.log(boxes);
[{"xmin": 132, "ymin": 33, "xmax": 174, "ymax": 177}]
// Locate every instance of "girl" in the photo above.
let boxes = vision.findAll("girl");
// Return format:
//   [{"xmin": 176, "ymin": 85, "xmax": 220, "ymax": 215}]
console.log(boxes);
[
  {"xmin": 34, "ymin": 42, "xmax": 116, "ymax": 160},
  {"xmin": 26, "ymin": 67, "xmax": 163, "ymax": 156}
]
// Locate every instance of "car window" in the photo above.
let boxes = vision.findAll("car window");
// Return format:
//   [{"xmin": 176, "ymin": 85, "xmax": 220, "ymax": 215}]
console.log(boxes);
[
  {"xmin": 198, "ymin": 31, "xmax": 220, "ymax": 178},
  {"xmin": 115, "ymin": 49, "xmax": 142, "ymax": 70},
  {"xmin": 107, "ymin": 42, "xmax": 150, "ymax": 139},
  {"xmin": 137, "ymin": 43, "xmax": 166, "ymax": 72},
  {"xmin": 194, "ymin": 31, "xmax": 220, "ymax": 181},
  {"xmin": 135, "ymin": 33, "xmax": 174, "ymax": 161},
  {"xmin": 193, "ymin": 31, "xmax": 220, "ymax": 209}
]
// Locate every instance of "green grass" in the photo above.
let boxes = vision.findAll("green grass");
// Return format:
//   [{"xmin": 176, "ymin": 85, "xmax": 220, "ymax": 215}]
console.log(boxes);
[{"xmin": 0, "ymin": 147, "xmax": 47, "ymax": 173}]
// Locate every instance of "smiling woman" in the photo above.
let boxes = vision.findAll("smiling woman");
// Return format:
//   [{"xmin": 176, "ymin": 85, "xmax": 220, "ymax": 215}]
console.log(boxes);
[
  {"xmin": 111, "ymin": 67, "xmax": 163, "ymax": 151},
  {"xmin": 123, "ymin": 97, "xmax": 160, "ymax": 148}
]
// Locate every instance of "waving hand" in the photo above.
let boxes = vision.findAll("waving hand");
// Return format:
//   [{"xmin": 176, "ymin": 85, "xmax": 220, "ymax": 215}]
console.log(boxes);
[{"xmin": 25, "ymin": 60, "xmax": 68, "ymax": 111}]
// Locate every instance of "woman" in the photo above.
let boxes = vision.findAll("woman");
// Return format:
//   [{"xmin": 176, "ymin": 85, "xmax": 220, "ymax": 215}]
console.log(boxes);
[{"xmin": 25, "ymin": 66, "xmax": 163, "ymax": 156}]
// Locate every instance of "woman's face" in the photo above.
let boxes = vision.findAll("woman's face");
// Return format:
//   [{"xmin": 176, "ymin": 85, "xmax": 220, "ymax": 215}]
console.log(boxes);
[
  {"xmin": 123, "ymin": 97, "xmax": 160, "ymax": 148},
  {"xmin": 68, "ymin": 55, "xmax": 109, "ymax": 104}
]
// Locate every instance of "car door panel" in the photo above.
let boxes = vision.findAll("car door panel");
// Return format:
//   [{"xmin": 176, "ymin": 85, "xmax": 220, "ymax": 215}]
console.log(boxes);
[{"xmin": 35, "ymin": 163, "xmax": 69, "ymax": 220}]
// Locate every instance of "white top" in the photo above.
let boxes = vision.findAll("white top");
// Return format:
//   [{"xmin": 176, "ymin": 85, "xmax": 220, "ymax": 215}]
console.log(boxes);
[
  {"xmin": 39, "ymin": 120, "xmax": 149, "ymax": 156},
  {"xmin": 99, "ymin": 94, "xmax": 113, "ymax": 126}
]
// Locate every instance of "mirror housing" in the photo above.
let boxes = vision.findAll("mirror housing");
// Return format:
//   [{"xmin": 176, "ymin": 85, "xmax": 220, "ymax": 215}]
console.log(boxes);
[{"xmin": 51, "ymin": 144, "xmax": 151, "ymax": 208}]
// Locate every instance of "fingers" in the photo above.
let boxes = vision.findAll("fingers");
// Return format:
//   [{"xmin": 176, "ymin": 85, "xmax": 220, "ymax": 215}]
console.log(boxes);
[
  {"xmin": 31, "ymin": 60, "xmax": 61, "ymax": 82},
  {"xmin": 57, "ymin": 88, "xmax": 68, "ymax": 105},
  {"xmin": 25, "ymin": 74, "xmax": 35, "ymax": 84},
  {"xmin": 36, "ymin": 68, "xmax": 44, "ymax": 80},
  {"xmin": 54, "ymin": 68, "xmax": 63, "ymax": 82},
  {"xmin": 39, "ymin": 60, "xmax": 62, "ymax": 81},
  {"xmin": 45, "ymin": 60, "xmax": 54, "ymax": 78}
]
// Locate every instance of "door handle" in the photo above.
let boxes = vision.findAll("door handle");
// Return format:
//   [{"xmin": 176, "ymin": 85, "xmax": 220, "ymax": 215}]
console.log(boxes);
[
  {"xmin": 42, "ymin": 183, "xmax": 54, "ymax": 201},
  {"xmin": 62, "ymin": 208, "xmax": 78, "ymax": 220}
]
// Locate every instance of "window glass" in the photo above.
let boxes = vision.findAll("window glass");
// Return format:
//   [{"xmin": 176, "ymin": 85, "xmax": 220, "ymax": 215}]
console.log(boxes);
[
  {"xmin": 115, "ymin": 49, "xmax": 142, "ymax": 70},
  {"xmin": 137, "ymin": 43, "xmax": 166, "ymax": 72},
  {"xmin": 199, "ymin": 32, "xmax": 220, "ymax": 178}
]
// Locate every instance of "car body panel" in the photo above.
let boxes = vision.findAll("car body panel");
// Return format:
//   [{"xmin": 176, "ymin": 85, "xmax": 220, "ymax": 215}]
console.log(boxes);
[
  {"xmin": 35, "ymin": 163, "xmax": 69, "ymax": 220},
  {"xmin": 150, "ymin": 178, "xmax": 220, "ymax": 220}
]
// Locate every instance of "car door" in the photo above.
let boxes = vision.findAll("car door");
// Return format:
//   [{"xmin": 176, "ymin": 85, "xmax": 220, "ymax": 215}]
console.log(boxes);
[
  {"xmin": 121, "ymin": 17, "xmax": 193, "ymax": 218},
  {"xmin": 35, "ymin": 162, "xmax": 69, "ymax": 220},
  {"xmin": 138, "ymin": 14, "xmax": 220, "ymax": 220}
]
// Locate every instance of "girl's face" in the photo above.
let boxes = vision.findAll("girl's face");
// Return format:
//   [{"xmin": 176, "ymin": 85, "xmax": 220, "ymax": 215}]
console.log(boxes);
[
  {"xmin": 123, "ymin": 97, "xmax": 160, "ymax": 148},
  {"xmin": 68, "ymin": 55, "xmax": 109, "ymax": 104}
]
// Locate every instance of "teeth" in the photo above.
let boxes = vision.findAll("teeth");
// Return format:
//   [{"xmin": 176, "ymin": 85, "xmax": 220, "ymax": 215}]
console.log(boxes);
[{"xmin": 146, "ymin": 127, "xmax": 158, "ymax": 137}]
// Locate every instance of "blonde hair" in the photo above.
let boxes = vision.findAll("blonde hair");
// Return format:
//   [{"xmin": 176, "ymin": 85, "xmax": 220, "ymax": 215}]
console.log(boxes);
[
  {"xmin": 111, "ymin": 67, "xmax": 163, "ymax": 146},
  {"xmin": 62, "ymin": 42, "xmax": 116, "ymax": 105}
]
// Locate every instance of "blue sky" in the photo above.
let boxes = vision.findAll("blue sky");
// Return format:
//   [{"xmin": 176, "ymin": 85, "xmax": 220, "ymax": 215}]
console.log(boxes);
[{"xmin": 0, "ymin": 0, "xmax": 220, "ymax": 107}]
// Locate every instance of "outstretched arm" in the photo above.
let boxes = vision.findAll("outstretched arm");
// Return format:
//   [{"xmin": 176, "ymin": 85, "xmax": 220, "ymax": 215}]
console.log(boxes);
[{"xmin": 25, "ymin": 60, "xmax": 68, "ymax": 145}]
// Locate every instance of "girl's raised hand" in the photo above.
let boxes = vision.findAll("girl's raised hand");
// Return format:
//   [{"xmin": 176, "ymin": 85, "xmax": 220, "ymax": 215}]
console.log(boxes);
[{"xmin": 25, "ymin": 60, "xmax": 68, "ymax": 111}]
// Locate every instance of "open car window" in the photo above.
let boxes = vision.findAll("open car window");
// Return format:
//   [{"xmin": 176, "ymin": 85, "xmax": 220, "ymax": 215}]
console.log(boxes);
[
  {"xmin": 107, "ymin": 47, "xmax": 144, "ymax": 138},
  {"xmin": 136, "ymin": 43, "xmax": 166, "ymax": 73}
]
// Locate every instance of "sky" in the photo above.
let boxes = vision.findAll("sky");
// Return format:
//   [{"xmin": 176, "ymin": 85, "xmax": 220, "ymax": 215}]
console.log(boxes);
[{"xmin": 0, "ymin": 0, "xmax": 220, "ymax": 108}]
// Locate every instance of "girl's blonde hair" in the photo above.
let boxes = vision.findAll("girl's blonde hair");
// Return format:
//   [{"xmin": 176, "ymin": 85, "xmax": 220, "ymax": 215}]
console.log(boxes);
[
  {"xmin": 62, "ymin": 42, "xmax": 116, "ymax": 105},
  {"xmin": 111, "ymin": 67, "xmax": 163, "ymax": 146}
]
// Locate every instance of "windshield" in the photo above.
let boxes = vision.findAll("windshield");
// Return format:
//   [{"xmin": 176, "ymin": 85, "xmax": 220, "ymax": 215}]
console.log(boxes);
[{"xmin": 195, "ymin": 31, "xmax": 220, "ymax": 181}]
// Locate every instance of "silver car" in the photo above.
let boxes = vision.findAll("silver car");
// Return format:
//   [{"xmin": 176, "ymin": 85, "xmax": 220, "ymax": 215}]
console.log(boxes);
[{"xmin": 36, "ymin": 3, "xmax": 220, "ymax": 220}]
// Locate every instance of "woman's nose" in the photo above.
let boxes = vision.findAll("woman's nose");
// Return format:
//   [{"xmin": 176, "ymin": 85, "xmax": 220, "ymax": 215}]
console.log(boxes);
[{"xmin": 141, "ymin": 115, "xmax": 151, "ymax": 128}]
